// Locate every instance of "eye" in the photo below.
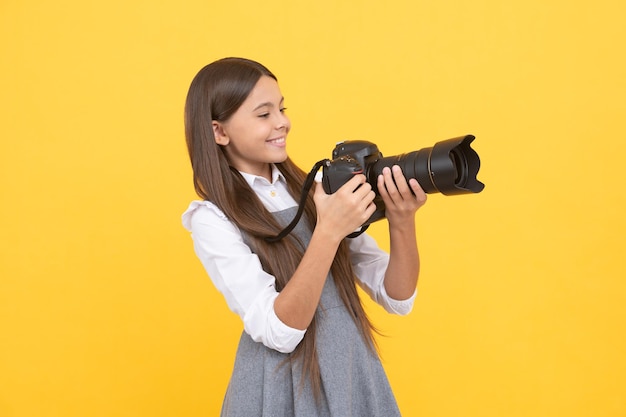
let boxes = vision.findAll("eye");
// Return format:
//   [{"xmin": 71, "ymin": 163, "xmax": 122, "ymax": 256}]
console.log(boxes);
[
  {"xmin": 280, "ymin": 107, "xmax": 287, "ymax": 113},
  {"xmin": 258, "ymin": 113, "xmax": 270, "ymax": 118}
]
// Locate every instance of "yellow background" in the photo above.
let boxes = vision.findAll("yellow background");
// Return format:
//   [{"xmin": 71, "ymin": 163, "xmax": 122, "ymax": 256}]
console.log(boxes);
[{"xmin": 1, "ymin": 0, "xmax": 624, "ymax": 416}]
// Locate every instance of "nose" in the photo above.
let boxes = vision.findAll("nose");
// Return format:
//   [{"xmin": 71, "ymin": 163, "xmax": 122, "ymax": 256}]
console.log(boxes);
[{"xmin": 276, "ymin": 112, "xmax": 290, "ymax": 131}]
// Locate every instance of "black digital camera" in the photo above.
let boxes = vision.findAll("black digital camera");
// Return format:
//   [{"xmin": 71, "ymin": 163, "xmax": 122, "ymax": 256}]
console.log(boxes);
[{"xmin": 321, "ymin": 134, "xmax": 485, "ymax": 227}]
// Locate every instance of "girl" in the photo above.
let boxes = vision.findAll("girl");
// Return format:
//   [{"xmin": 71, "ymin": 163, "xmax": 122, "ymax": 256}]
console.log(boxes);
[{"xmin": 182, "ymin": 57, "xmax": 427, "ymax": 416}]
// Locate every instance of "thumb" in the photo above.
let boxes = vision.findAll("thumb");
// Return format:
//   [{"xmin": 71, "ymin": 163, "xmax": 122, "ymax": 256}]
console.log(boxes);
[{"xmin": 314, "ymin": 179, "xmax": 327, "ymax": 197}]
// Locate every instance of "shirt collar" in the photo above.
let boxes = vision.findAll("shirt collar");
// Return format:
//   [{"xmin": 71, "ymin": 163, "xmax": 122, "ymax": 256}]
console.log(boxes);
[{"xmin": 239, "ymin": 164, "xmax": 286, "ymax": 187}]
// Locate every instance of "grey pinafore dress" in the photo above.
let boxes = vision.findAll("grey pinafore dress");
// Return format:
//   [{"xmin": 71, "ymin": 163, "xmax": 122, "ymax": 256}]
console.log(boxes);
[{"xmin": 220, "ymin": 207, "xmax": 401, "ymax": 416}]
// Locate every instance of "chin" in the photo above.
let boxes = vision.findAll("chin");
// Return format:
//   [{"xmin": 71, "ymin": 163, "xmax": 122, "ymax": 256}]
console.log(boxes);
[{"xmin": 270, "ymin": 148, "xmax": 289, "ymax": 162}]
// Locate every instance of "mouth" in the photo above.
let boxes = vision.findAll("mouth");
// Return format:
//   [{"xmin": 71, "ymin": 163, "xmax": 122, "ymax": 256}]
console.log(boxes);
[{"xmin": 266, "ymin": 137, "xmax": 286, "ymax": 146}]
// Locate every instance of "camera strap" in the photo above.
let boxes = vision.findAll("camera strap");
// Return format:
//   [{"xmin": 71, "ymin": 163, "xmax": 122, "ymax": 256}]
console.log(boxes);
[{"xmin": 264, "ymin": 159, "xmax": 329, "ymax": 243}]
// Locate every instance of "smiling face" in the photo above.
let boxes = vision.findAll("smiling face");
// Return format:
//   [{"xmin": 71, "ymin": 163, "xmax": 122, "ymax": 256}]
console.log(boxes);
[{"xmin": 212, "ymin": 75, "xmax": 291, "ymax": 180}]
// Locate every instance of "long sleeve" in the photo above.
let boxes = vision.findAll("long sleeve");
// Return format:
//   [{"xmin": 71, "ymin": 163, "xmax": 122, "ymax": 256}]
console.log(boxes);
[
  {"xmin": 348, "ymin": 233, "xmax": 417, "ymax": 315},
  {"xmin": 182, "ymin": 200, "xmax": 305, "ymax": 353}
]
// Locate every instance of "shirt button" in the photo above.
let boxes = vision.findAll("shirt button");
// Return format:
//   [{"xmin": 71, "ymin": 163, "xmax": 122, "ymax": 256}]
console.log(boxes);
[{"xmin": 270, "ymin": 190, "xmax": 277, "ymax": 197}]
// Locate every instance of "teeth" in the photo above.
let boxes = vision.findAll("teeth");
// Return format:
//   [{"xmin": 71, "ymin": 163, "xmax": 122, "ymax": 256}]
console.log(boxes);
[{"xmin": 268, "ymin": 137, "xmax": 285, "ymax": 143}]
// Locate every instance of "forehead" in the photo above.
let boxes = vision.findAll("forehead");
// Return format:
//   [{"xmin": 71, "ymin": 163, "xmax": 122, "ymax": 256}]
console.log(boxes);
[{"xmin": 242, "ymin": 76, "xmax": 283, "ymax": 108}]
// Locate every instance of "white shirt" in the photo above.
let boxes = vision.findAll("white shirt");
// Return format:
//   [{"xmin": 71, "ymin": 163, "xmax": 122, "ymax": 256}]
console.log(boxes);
[{"xmin": 181, "ymin": 165, "xmax": 416, "ymax": 353}]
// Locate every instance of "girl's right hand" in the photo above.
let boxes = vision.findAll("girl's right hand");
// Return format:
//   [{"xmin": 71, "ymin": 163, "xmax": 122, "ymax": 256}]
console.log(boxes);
[{"xmin": 313, "ymin": 174, "xmax": 377, "ymax": 242}]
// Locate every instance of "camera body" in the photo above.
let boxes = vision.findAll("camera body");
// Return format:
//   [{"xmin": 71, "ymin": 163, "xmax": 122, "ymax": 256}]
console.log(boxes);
[{"xmin": 322, "ymin": 135, "xmax": 484, "ymax": 227}]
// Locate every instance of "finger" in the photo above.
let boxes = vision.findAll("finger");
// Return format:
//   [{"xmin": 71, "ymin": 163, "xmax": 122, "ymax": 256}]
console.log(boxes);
[
  {"xmin": 313, "ymin": 181, "xmax": 330, "ymax": 209},
  {"xmin": 364, "ymin": 199, "xmax": 377, "ymax": 219},
  {"xmin": 391, "ymin": 165, "xmax": 411, "ymax": 195},
  {"xmin": 342, "ymin": 173, "xmax": 367, "ymax": 193},
  {"xmin": 380, "ymin": 166, "xmax": 403, "ymax": 204},
  {"xmin": 314, "ymin": 180, "xmax": 326, "ymax": 197},
  {"xmin": 408, "ymin": 178, "xmax": 427, "ymax": 204},
  {"xmin": 343, "ymin": 175, "xmax": 375, "ymax": 203},
  {"xmin": 377, "ymin": 170, "xmax": 389, "ymax": 198}
]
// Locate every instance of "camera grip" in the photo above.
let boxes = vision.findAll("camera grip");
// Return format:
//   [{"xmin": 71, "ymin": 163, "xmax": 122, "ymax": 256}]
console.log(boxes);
[{"xmin": 322, "ymin": 156, "xmax": 363, "ymax": 194}]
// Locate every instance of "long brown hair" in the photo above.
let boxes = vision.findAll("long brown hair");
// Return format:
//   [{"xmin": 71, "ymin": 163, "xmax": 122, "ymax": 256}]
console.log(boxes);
[{"xmin": 184, "ymin": 57, "xmax": 377, "ymax": 396}]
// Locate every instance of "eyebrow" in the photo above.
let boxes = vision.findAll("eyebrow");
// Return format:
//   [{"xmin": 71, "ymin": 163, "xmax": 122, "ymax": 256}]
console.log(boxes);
[{"xmin": 252, "ymin": 97, "xmax": 284, "ymax": 112}]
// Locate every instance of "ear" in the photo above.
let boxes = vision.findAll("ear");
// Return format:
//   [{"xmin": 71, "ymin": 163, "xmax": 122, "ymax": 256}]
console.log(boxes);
[{"xmin": 212, "ymin": 121, "xmax": 229, "ymax": 146}]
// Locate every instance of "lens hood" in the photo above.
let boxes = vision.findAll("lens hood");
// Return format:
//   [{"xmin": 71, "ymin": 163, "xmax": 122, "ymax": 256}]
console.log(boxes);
[{"xmin": 427, "ymin": 134, "xmax": 485, "ymax": 195}]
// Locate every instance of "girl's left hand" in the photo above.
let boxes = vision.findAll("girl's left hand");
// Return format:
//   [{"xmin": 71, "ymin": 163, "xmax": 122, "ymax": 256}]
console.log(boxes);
[{"xmin": 377, "ymin": 165, "xmax": 427, "ymax": 224}]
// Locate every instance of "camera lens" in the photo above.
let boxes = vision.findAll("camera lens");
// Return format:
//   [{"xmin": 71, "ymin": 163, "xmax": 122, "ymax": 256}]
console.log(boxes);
[{"xmin": 370, "ymin": 135, "xmax": 484, "ymax": 196}]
